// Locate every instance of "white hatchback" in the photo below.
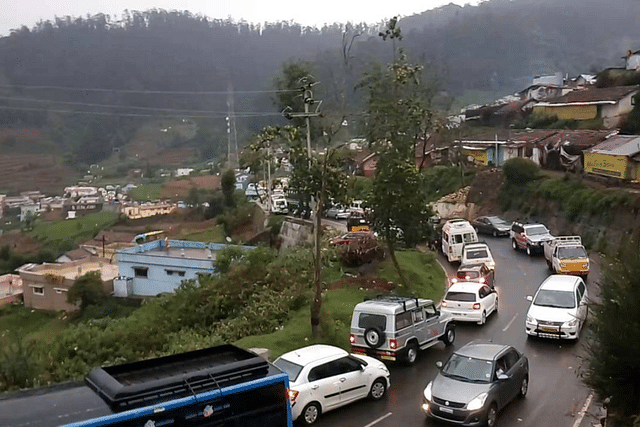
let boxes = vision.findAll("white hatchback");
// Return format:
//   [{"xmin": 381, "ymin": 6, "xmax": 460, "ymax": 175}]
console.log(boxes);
[
  {"xmin": 273, "ymin": 344, "xmax": 390, "ymax": 425},
  {"xmin": 440, "ymin": 281, "xmax": 498, "ymax": 325},
  {"xmin": 525, "ymin": 275, "xmax": 588, "ymax": 340}
]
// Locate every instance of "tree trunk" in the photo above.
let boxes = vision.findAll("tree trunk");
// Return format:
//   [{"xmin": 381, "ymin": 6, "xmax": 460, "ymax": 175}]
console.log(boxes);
[
  {"xmin": 387, "ymin": 239, "xmax": 407, "ymax": 285},
  {"xmin": 310, "ymin": 186, "xmax": 325, "ymax": 340}
]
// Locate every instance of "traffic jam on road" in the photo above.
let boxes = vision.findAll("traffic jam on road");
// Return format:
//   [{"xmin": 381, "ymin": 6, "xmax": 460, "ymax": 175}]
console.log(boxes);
[{"xmin": 282, "ymin": 217, "xmax": 596, "ymax": 427}]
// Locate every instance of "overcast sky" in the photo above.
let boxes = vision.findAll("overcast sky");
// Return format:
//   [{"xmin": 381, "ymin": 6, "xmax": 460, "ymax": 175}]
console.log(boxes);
[{"xmin": 2, "ymin": 0, "xmax": 481, "ymax": 37}]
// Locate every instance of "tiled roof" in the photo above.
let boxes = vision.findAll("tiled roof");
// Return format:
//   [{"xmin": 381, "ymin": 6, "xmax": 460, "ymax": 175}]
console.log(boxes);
[
  {"xmin": 540, "ymin": 86, "xmax": 639, "ymax": 105},
  {"xmin": 587, "ymin": 135, "xmax": 640, "ymax": 156}
]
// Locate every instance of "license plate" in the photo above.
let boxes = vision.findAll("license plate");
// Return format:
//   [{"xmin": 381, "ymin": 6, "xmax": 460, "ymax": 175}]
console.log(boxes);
[
  {"xmin": 539, "ymin": 325, "xmax": 559, "ymax": 333},
  {"xmin": 380, "ymin": 355, "xmax": 396, "ymax": 361},
  {"xmin": 440, "ymin": 407, "xmax": 454, "ymax": 414}
]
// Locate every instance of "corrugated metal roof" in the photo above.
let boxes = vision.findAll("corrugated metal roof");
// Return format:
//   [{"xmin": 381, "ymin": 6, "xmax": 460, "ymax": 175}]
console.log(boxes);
[
  {"xmin": 588, "ymin": 135, "xmax": 640, "ymax": 156},
  {"xmin": 539, "ymin": 86, "xmax": 639, "ymax": 105}
]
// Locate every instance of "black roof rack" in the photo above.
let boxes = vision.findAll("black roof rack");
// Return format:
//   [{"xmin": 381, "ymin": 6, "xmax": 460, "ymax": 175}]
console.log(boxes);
[
  {"xmin": 85, "ymin": 344, "xmax": 268, "ymax": 412},
  {"xmin": 372, "ymin": 295, "xmax": 421, "ymax": 312}
]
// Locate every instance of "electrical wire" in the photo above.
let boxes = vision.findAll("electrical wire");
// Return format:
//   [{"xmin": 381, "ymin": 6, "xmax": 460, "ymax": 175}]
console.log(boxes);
[
  {"xmin": 0, "ymin": 84, "xmax": 300, "ymax": 95},
  {"xmin": 0, "ymin": 105, "xmax": 283, "ymax": 118}
]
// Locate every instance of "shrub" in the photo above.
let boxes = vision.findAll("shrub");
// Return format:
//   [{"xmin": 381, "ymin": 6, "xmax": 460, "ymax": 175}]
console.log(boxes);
[{"xmin": 502, "ymin": 158, "xmax": 539, "ymax": 185}]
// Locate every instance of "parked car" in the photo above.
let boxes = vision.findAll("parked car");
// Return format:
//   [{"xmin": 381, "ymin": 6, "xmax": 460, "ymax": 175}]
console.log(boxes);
[
  {"xmin": 461, "ymin": 242, "xmax": 495, "ymax": 270},
  {"xmin": 525, "ymin": 275, "xmax": 588, "ymax": 340},
  {"xmin": 329, "ymin": 231, "xmax": 371, "ymax": 246},
  {"xmin": 273, "ymin": 344, "xmax": 390, "ymax": 425},
  {"xmin": 472, "ymin": 216, "xmax": 511, "ymax": 237},
  {"xmin": 510, "ymin": 221, "xmax": 554, "ymax": 256},
  {"xmin": 452, "ymin": 263, "xmax": 495, "ymax": 288},
  {"xmin": 441, "ymin": 281, "xmax": 498, "ymax": 325},
  {"xmin": 325, "ymin": 205, "xmax": 350, "ymax": 219},
  {"xmin": 422, "ymin": 341, "xmax": 529, "ymax": 427},
  {"xmin": 349, "ymin": 296, "xmax": 455, "ymax": 365}
]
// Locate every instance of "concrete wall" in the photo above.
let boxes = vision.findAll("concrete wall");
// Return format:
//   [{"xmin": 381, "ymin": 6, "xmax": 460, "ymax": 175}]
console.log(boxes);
[{"xmin": 279, "ymin": 219, "xmax": 313, "ymax": 249}]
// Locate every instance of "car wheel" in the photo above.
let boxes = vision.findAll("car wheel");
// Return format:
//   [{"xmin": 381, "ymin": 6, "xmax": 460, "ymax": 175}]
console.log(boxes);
[
  {"xmin": 494, "ymin": 298, "xmax": 499, "ymax": 313},
  {"xmin": 442, "ymin": 325, "xmax": 455, "ymax": 346},
  {"xmin": 493, "ymin": 230, "xmax": 498, "ymax": 237},
  {"xmin": 301, "ymin": 402, "xmax": 321, "ymax": 425},
  {"xmin": 478, "ymin": 311, "xmax": 487, "ymax": 325},
  {"xmin": 512, "ymin": 239, "xmax": 518, "ymax": 250},
  {"xmin": 364, "ymin": 327, "xmax": 385, "ymax": 349},
  {"xmin": 369, "ymin": 378, "xmax": 387, "ymax": 400},
  {"xmin": 519, "ymin": 375, "xmax": 529, "ymax": 398},
  {"xmin": 404, "ymin": 342, "xmax": 419, "ymax": 364},
  {"xmin": 526, "ymin": 245, "xmax": 533, "ymax": 256},
  {"xmin": 547, "ymin": 259, "xmax": 553, "ymax": 271},
  {"xmin": 485, "ymin": 403, "xmax": 498, "ymax": 427}
]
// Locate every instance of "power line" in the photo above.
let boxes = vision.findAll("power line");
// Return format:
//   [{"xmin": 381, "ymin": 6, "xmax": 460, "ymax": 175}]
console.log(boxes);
[
  {"xmin": 0, "ymin": 84, "xmax": 298, "ymax": 95},
  {"xmin": 0, "ymin": 95, "xmax": 277, "ymax": 116}
]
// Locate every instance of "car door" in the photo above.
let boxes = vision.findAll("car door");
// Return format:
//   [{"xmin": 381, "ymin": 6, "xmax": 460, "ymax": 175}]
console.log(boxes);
[
  {"xmin": 332, "ymin": 356, "xmax": 369, "ymax": 405},
  {"xmin": 411, "ymin": 306, "xmax": 429, "ymax": 345},
  {"xmin": 306, "ymin": 361, "xmax": 342, "ymax": 411},
  {"xmin": 478, "ymin": 217, "xmax": 489, "ymax": 234},
  {"xmin": 493, "ymin": 352, "xmax": 519, "ymax": 409},
  {"xmin": 483, "ymin": 265, "xmax": 495, "ymax": 288},
  {"xmin": 479, "ymin": 285, "xmax": 497, "ymax": 314},
  {"xmin": 576, "ymin": 280, "xmax": 588, "ymax": 330},
  {"xmin": 423, "ymin": 303, "xmax": 445, "ymax": 342},
  {"xmin": 503, "ymin": 349, "xmax": 526, "ymax": 404}
]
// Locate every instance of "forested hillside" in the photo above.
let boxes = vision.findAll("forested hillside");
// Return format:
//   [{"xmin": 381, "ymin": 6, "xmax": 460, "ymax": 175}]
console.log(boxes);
[{"xmin": 0, "ymin": 0, "xmax": 639, "ymax": 185}]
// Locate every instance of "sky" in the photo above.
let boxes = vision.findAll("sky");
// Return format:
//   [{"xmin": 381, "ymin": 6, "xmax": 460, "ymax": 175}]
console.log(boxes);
[{"xmin": 1, "ymin": 0, "xmax": 481, "ymax": 37}]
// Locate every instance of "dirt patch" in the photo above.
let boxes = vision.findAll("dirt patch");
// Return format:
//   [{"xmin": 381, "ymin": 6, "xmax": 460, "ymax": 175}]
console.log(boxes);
[
  {"xmin": 0, "ymin": 232, "xmax": 43, "ymax": 255},
  {"xmin": 159, "ymin": 176, "xmax": 221, "ymax": 199},
  {"xmin": 467, "ymin": 169, "xmax": 505, "ymax": 216}
]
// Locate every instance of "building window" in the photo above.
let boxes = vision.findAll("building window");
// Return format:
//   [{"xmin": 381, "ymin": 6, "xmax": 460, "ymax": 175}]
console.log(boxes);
[
  {"xmin": 54, "ymin": 288, "xmax": 68, "ymax": 295},
  {"xmin": 166, "ymin": 269, "xmax": 186, "ymax": 277},
  {"xmin": 32, "ymin": 286, "xmax": 44, "ymax": 295},
  {"xmin": 134, "ymin": 267, "xmax": 149, "ymax": 278}
]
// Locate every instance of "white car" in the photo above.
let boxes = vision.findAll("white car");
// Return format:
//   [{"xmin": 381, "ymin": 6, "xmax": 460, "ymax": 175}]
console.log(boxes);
[
  {"xmin": 325, "ymin": 205, "xmax": 350, "ymax": 219},
  {"xmin": 273, "ymin": 344, "xmax": 390, "ymax": 425},
  {"xmin": 461, "ymin": 242, "xmax": 495, "ymax": 270},
  {"xmin": 525, "ymin": 275, "xmax": 588, "ymax": 340},
  {"xmin": 440, "ymin": 281, "xmax": 498, "ymax": 325}
]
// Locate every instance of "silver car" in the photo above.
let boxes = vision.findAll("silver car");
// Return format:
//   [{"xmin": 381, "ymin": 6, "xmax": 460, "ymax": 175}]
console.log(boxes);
[{"xmin": 422, "ymin": 341, "xmax": 529, "ymax": 427}]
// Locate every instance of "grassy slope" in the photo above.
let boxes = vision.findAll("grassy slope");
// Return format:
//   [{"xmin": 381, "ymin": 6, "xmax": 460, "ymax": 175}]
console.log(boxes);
[{"xmin": 236, "ymin": 249, "xmax": 446, "ymax": 359}]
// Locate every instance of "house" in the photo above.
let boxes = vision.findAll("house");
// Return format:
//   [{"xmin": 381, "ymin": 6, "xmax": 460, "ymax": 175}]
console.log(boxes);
[
  {"xmin": 19, "ymin": 203, "xmax": 39, "ymax": 222},
  {"xmin": 0, "ymin": 274, "xmax": 22, "ymax": 308},
  {"xmin": 533, "ymin": 86, "xmax": 639, "ymax": 128},
  {"xmin": 518, "ymin": 84, "xmax": 569, "ymax": 101},
  {"xmin": 625, "ymin": 50, "xmax": 640, "ymax": 71},
  {"xmin": 18, "ymin": 257, "xmax": 118, "ymax": 311},
  {"xmin": 64, "ymin": 186, "xmax": 98, "ymax": 198},
  {"xmin": 121, "ymin": 202, "xmax": 175, "ymax": 219},
  {"xmin": 175, "ymin": 168, "xmax": 194, "ymax": 177},
  {"xmin": 67, "ymin": 195, "xmax": 103, "ymax": 216},
  {"xmin": 113, "ymin": 239, "xmax": 253, "ymax": 297},
  {"xmin": 415, "ymin": 134, "xmax": 449, "ymax": 170},
  {"xmin": 584, "ymin": 135, "xmax": 640, "ymax": 180}
]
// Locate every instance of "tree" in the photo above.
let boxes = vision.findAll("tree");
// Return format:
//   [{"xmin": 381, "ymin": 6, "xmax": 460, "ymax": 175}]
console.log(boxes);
[
  {"xmin": 67, "ymin": 271, "xmax": 107, "ymax": 310},
  {"xmin": 221, "ymin": 169, "xmax": 236, "ymax": 207},
  {"xmin": 581, "ymin": 245, "xmax": 640, "ymax": 424},
  {"xmin": 358, "ymin": 18, "xmax": 437, "ymax": 283}
]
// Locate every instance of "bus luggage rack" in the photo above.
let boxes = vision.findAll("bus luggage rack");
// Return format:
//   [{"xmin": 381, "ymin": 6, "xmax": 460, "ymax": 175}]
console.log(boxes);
[{"xmin": 85, "ymin": 345, "xmax": 269, "ymax": 411}]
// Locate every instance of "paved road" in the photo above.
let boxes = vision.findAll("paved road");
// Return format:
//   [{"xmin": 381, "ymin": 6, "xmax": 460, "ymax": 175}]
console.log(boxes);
[{"xmin": 312, "ymin": 235, "xmax": 600, "ymax": 427}]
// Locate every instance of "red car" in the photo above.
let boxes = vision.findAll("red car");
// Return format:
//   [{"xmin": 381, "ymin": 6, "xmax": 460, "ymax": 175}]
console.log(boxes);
[{"xmin": 451, "ymin": 263, "xmax": 495, "ymax": 288}]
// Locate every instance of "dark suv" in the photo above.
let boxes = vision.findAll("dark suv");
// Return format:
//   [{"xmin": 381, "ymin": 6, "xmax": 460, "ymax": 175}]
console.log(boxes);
[{"xmin": 510, "ymin": 222, "xmax": 554, "ymax": 256}]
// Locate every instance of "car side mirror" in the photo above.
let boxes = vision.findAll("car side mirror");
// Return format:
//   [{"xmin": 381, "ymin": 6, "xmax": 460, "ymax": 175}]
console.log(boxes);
[
  {"xmin": 497, "ymin": 373, "xmax": 509, "ymax": 381},
  {"xmin": 526, "ymin": 295, "xmax": 533, "ymax": 302},
  {"xmin": 436, "ymin": 361, "xmax": 443, "ymax": 369}
]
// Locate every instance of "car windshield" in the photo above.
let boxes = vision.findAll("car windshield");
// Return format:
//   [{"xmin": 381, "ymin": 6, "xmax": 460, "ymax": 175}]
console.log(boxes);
[
  {"xmin": 442, "ymin": 353, "xmax": 493, "ymax": 383},
  {"xmin": 445, "ymin": 291, "xmax": 476, "ymax": 302},
  {"xmin": 465, "ymin": 248, "xmax": 489, "ymax": 259},
  {"xmin": 526, "ymin": 225, "xmax": 549, "ymax": 235},
  {"xmin": 533, "ymin": 289, "xmax": 576, "ymax": 309},
  {"xmin": 488, "ymin": 217, "xmax": 510, "ymax": 227},
  {"xmin": 558, "ymin": 246, "xmax": 587, "ymax": 259},
  {"xmin": 273, "ymin": 358, "xmax": 304, "ymax": 382},
  {"xmin": 358, "ymin": 313, "xmax": 387, "ymax": 330}
]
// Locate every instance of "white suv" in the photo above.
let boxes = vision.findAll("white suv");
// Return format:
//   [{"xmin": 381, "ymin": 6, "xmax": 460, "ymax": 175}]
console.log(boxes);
[
  {"xmin": 525, "ymin": 275, "xmax": 588, "ymax": 340},
  {"xmin": 273, "ymin": 344, "xmax": 390, "ymax": 425},
  {"xmin": 349, "ymin": 296, "xmax": 455, "ymax": 364}
]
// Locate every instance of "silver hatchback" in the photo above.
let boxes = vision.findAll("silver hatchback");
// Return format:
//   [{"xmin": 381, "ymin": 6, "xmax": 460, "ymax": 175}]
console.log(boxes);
[{"xmin": 422, "ymin": 341, "xmax": 529, "ymax": 427}]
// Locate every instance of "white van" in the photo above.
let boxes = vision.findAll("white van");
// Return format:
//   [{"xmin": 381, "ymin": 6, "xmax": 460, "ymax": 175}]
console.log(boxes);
[{"xmin": 441, "ymin": 219, "xmax": 479, "ymax": 263}]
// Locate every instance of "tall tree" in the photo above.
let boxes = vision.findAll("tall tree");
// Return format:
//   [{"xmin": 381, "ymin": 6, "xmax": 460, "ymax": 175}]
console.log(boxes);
[{"xmin": 358, "ymin": 18, "xmax": 437, "ymax": 283}]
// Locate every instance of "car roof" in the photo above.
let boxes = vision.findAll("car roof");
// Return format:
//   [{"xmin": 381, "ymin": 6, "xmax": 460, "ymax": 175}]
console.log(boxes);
[
  {"xmin": 454, "ymin": 341, "xmax": 510, "ymax": 360},
  {"xmin": 279, "ymin": 344, "xmax": 347, "ymax": 367},
  {"xmin": 539, "ymin": 275, "xmax": 580, "ymax": 291},
  {"xmin": 464, "ymin": 242, "xmax": 489, "ymax": 249},
  {"xmin": 447, "ymin": 281, "xmax": 485, "ymax": 293},
  {"xmin": 354, "ymin": 297, "xmax": 433, "ymax": 315}
]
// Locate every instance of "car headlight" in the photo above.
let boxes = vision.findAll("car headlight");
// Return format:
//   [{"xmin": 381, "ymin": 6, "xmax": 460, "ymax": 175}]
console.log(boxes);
[
  {"xmin": 486, "ymin": 261, "xmax": 495, "ymax": 269},
  {"xmin": 564, "ymin": 319, "xmax": 578, "ymax": 328},
  {"xmin": 424, "ymin": 382, "xmax": 432, "ymax": 402},
  {"xmin": 582, "ymin": 263, "xmax": 589, "ymax": 269},
  {"xmin": 467, "ymin": 392, "xmax": 488, "ymax": 411},
  {"xmin": 526, "ymin": 315, "xmax": 535, "ymax": 324}
]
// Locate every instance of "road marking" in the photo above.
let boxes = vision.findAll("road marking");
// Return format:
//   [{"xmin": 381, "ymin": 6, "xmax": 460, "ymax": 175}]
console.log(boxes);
[
  {"xmin": 572, "ymin": 392, "xmax": 593, "ymax": 427},
  {"xmin": 502, "ymin": 313, "xmax": 519, "ymax": 332},
  {"xmin": 364, "ymin": 412, "xmax": 392, "ymax": 427}
]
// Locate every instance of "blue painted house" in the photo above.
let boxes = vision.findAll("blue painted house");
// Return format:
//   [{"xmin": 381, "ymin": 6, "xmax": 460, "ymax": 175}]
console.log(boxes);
[{"xmin": 113, "ymin": 239, "xmax": 253, "ymax": 297}]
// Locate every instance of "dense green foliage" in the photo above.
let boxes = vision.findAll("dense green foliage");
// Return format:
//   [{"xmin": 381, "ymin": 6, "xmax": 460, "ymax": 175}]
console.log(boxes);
[
  {"xmin": 502, "ymin": 157, "xmax": 540, "ymax": 185},
  {"xmin": 67, "ymin": 271, "xmax": 109, "ymax": 311},
  {"xmin": 582, "ymin": 245, "xmax": 640, "ymax": 424},
  {"xmin": 422, "ymin": 165, "xmax": 476, "ymax": 202}
]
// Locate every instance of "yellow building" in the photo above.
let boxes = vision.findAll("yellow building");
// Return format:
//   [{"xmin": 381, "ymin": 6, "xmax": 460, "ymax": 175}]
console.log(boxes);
[
  {"xmin": 122, "ymin": 203, "xmax": 176, "ymax": 219},
  {"xmin": 584, "ymin": 135, "xmax": 640, "ymax": 181}
]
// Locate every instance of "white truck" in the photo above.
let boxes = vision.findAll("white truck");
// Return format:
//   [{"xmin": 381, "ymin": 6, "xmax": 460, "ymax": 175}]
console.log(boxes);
[{"xmin": 543, "ymin": 236, "xmax": 590, "ymax": 278}]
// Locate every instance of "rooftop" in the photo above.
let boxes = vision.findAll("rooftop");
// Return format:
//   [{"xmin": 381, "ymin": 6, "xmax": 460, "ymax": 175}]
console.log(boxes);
[
  {"xmin": 587, "ymin": 134, "xmax": 640, "ymax": 156},
  {"xmin": 538, "ymin": 85, "xmax": 639, "ymax": 105},
  {"xmin": 19, "ymin": 258, "xmax": 118, "ymax": 281}
]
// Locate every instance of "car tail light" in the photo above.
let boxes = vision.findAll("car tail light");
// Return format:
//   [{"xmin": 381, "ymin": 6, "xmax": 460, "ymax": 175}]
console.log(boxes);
[
  {"xmin": 479, "ymin": 277, "xmax": 485, "ymax": 283},
  {"xmin": 472, "ymin": 303, "xmax": 481, "ymax": 310},
  {"xmin": 287, "ymin": 389, "xmax": 299, "ymax": 403},
  {"xmin": 441, "ymin": 301, "xmax": 448, "ymax": 308},
  {"xmin": 349, "ymin": 334, "xmax": 356, "ymax": 344},
  {"xmin": 389, "ymin": 339, "xmax": 398, "ymax": 349},
  {"xmin": 451, "ymin": 277, "xmax": 458, "ymax": 283}
]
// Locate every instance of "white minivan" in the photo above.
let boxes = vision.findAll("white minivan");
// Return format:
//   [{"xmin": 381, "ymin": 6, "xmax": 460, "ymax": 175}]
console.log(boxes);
[{"xmin": 441, "ymin": 219, "xmax": 479, "ymax": 263}]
